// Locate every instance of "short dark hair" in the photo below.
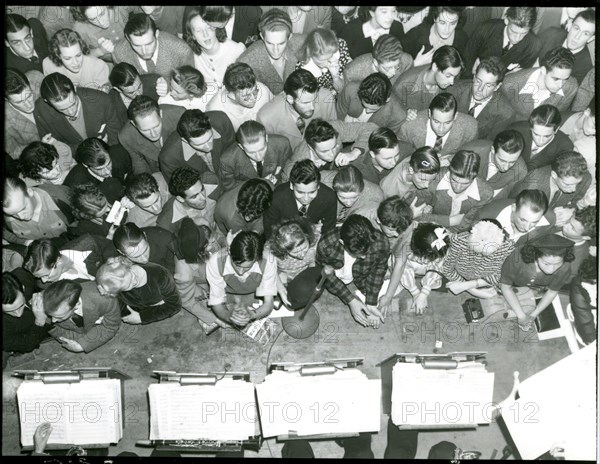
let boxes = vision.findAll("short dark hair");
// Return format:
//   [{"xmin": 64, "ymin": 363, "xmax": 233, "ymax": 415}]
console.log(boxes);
[
  {"xmin": 5, "ymin": 14, "xmax": 29, "ymax": 38},
  {"xmin": 171, "ymin": 65, "xmax": 206, "ymax": 98},
  {"xmin": 529, "ymin": 104, "xmax": 562, "ymax": 130},
  {"xmin": 410, "ymin": 222, "xmax": 450, "ymax": 260},
  {"xmin": 432, "ymin": 45, "xmax": 463, "ymax": 72},
  {"xmin": 229, "ymin": 231, "xmax": 265, "ymax": 264},
  {"xmin": 429, "ymin": 92, "xmax": 457, "ymax": 116},
  {"xmin": 43, "ymin": 280, "xmax": 82, "ymax": 316},
  {"xmin": 127, "ymin": 95, "xmax": 160, "ymax": 122},
  {"xmin": 223, "ymin": 62, "xmax": 256, "ymax": 93},
  {"xmin": 551, "ymin": 151, "xmax": 588, "ymax": 179},
  {"xmin": 169, "ymin": 167, "xmax": 202, "ymax": 198},
  {"xmin": 289, "ymin": 159, "xmax": 320, "ymax": 186},
  {"xmin": 177, "ymin": 109, "xmax": 212, "ymax": 141},
  {"xmin": 236, "ymin": 120, "xmax": 267, "ymax": 146},
  {"xmin": 493, "ymin": 129, "xmax": 524, "ymax": 155},
  {"xmin": 2, "ymin": 272, "xmax": 23, "ymax": 305},
  {"xmin": 574, "ymin": 8, "xmax": 595, "ymax": 26},
  {"xmin": 333, "ymin": 165, "xmax": 364, "ymax": 193},
  {"xmin": 377, "ymin": 196, "xmax": 413, "ymax": 234},
  {"xmin": 236, "ymin": 179, "xmax": 273, "ymax": 222},
  {"xmin": 40, "ymin": 73, "xmax": 75, "ymax": 102},
  {"xmin": 505, "ymin": 7, "xmax": 537, "ymax": 29},
  {"xmin": 541, "ymin": 47, "xmax": 575, "ymax": 72},
  {"xmin": 109, "ymin": 62, "xmax": 140, "ymax": 88},
  {"xmin": 18, "ymin": 142, "xmax": 59, "ymax": 181},
  {"xmin": 429, "ymin": 6, "xmax": 463, "ymax": 22},
  {"xmin": 573, "ymin": 206, "xmax": 597, "ymax": 239},
  {"xmin": 71, "ymin": 183, "xmax": 108, "ymax": 220},
  {"xmin": 24, "ymin": 239, "xmax": 60, "ymax": 275},
  {"xmin": 340, "ymin": 214, "xmax": 375, "ymax": 256},
  {"xmin": 125, "ymin": 173, "xmax": 159, "ymax": 201},
  {"xmin": 49, "ymin": 29, "xmax": 89, "ymax": 67},
  {"xmin": 578, "ymin": 255, "xmax": 597, "ymax": 282},
  {"xmin": 75, "ymin": 138, "xmax": 111, "ymax": 168},
  {"xmin": 521, "ymin": 240, "xmax": 575, "ymax": 264},
  {"xmin": 372, "ymin": 34, "xmax": 404, "ymax": 63},
  {"xmin": 113, "ymin": 222, "xmax": 145, "ymax": 254},
  {"xmin": 124, "ymin": 13, "xmax": 156, "ymax": 38},
  {"xmin": 304, "ymin": 119, "xmax": 337, "ymax": 149},
  {"xmin": 476, "ymin": 56, "xmax": 506, "ymax": 83},
  {"xmin": 409, "ymin": 146, "xmax": 441, "ymax": 174},
  {"xmin": 183, "ymin": 6, "xmax": 230, "ymax": 55},
  {"xmin": 258, "ymin": 8, "xmax": 293, "ymax": 35},
  {"xmin": 449, "ymin": 150, "xmax": 480, "ymax": 180},
  {"xmin": 284, "ymin": 69, "xmax": 318, "ymax": 99},
  {"xmin": 5, "ymin": 68, "xmax": 29, "ymax": 97},
  {"xmin": 515, "ymin": 189, "xmax": 549, "ymax": 215},
  {"xmin": 368, "ymin": 127, "xmax": 398, "ymax": 153},
  {"xmin": 358, "ymin": 73, "xmax": 391, "ymax": 106}
]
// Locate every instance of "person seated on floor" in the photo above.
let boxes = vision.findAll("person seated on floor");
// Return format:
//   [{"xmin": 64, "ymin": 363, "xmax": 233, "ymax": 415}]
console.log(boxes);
[
  {"xmin": 556, "ymin": 206, "xmax": 596, "ymax": 278},
  {"xmin": 442, "ymin": 219, "xmax": 515, "ymax": 300},
  {"xmin": 206, "ymin": 62, "xmax": 274, "ymax": 131},
  {"xmin": 499, "ymin": 233, "xmax": 575, "ymax": 331},
  {"xmin": 122, "ymin": 172, "xmax": 171, "ymax": 229},
  {"xmin": 42, "ymin": 279, "xmax": 121, "ymax": 353},
  {"xmin": 342, "ymin": 34, "xmax": 413, "ymax": 85},
  {"xmin": 336, "ymin": 72, "xmax": 407, "ymax": 133},
  {"xmin": 351, "ymin": 127, "xmax": 401, "ymax": 184},
  {"xmin": 400, "ymin": 223, "xmax": 451, "ymax": 313},
  {"xmin": 268, "ymin": 218, "xmax": 323, "ymax": 310},
  {"xmin": 509, "ymin": 150, "xmax": 592, "ymax": 227},
  {"xmin": 329, "ymin": 165, "xmax": 384, "ymax": 226},
  {"xmin": 220, "ymin": 120, "xmax": 291, "ymax": 192},
  {"xmin": 156, "ymin": 65, "xmax": 209, "ymax": 111},
  {"xmin": 96, "ymin": 258, "xmax": 181, "ymax": 325},
  {"xmin": 419, "ymin": 150, "xmax": 494, "ymax": 232},
  {"xmin": 316, "ymin": 214, "xmax": 390, "ymax": 328},
  {"xmin": 3, "ymin": 271, "xmax": 51, "ymax": 357},
  {"xmin": 17, "ymin": 141, "xmax": 72, "ymax": 186},
  {"xmin": 263, "ymin": 159, "xmax": 337, "ymax": 239},
  {"xmin": 206, "ymin": 230, "xmax": 277, "ymax": 328},
  {"xmin": 64, "ymin": 137, "xmax": 132, "ymax": 204},
  {"xmin": 112, "ymin": 222, "xmax": 177, "ymax": 274},
  {"xmin": 69, "ymin": 184, "xmax": 128, "ymax": 239},
  {"xmin": 173, "ymin": 218, "xmax": 224, "ymax": 335},
  {"xmin": 569, "ymin": 255, "xmax": 597, "ymax": 346},
  {"xmin": 158, "ymin": 167, "xmax": 220, "ymax": 236},
  {"xmin": 214, "ymin": 179, "xmax": 272, "ymax": 235}
]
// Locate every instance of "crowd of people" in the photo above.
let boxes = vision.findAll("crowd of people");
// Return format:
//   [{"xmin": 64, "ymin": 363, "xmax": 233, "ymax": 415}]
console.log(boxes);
[{"xmin": 2, "ymin": 7, "xmax": 597, "ymax": 456}]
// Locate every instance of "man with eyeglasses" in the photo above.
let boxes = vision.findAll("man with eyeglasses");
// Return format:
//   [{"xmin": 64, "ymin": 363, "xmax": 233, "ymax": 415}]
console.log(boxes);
[{"xmin": 5, "ymin": 14, "xmax": 49, "ymax": 74}]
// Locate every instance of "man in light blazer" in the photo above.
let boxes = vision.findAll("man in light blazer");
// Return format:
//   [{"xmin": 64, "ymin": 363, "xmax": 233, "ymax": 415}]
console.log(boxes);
[{"xmin": 397, "ymin": 93, "xmax": 478, "ymax": 161}]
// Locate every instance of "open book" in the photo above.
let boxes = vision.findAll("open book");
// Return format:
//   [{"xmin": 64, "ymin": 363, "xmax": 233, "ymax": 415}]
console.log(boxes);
[
  {"xmin": 18, "ymin": 379, "xmax": 122, "ymax": 447},
  {"xmin": 256, "ymin": 369, "xmax": 381, "ymax": 438},
  {"xmin": 149, "ymin": 378, "xmax": 258, "ymax": 441}
]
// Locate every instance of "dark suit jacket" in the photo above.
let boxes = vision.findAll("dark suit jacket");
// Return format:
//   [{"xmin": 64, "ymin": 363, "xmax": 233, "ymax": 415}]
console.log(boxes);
[
  {"xmin": 232, "ymin": 6, "xmax": 263, "ymax": 45},
  {"xmin": 33, "ymin": 87, "xmax": 120, "ymax": 154},
  {"xmin": 336, "ymin": 80, "xmax": 407, "ymax": 134},
  {"xmin": 263, "ymin": 182, "xmax": 337, "ymax": 239},
  {"xmin": 58, "ymin": 234, "xmax": 112, "ymax": 278},
  {"xmin": 49, "ymin": 281, "xmax": 121, "ymax": 353},
  {"xmin": 463, "ymin": 19, "xmax": 541, "ymax": 78},
  {"xmin": 448, "ymin": 79, "xmax": 516, "ymax": 140},
  {"xmin": 460, "ymin": 139, "xmax": 528, "ymax": 200},
  {"xmin": 401, "ymin": 22, "xmax": 468, "ymax": 59},
  {"xmin": 108, "ymin": 73, "xmax": 160, "ymax": 129},
  {"xmin": 537, "ymin": 27, "xmax": 593, "ymax": 85},
  {"xmin": 5, "ymin": 18, "xmax": 48, "ymax": 74},
  {"xmin": 509, "ymin": 165, "xmax": 592, "ymax": 208},
  {"xmin": 158, "ymin": 110, "xmax": 235, "ymax": 183},
  {"xmin": 340, "ymin": 18, "xmax": 405, "ymax": 59},
  {"xmin": 219, "ymin": 134, "xmax": 292, "ymax": 192},
  {"xmin": 144, "ymin": 226, "xmax": 177, "ymax": 274},
  {"xmin": 118, "ymin": 104, "xmax": 185, "ymax": 174},
  {"xmin": 507, "ymin": 120, "xmax": 574, "ymax": 171},
  {"xmin": 214, "ymin": 183, "xmax": 264, "ymax": 235}
]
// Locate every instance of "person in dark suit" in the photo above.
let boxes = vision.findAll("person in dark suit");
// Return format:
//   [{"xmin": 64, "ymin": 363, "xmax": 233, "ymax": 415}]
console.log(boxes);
[
  {"xmin": 448, "ymin": 57, "xmax": 516, "ymax": 140},
  {"xmin": 331, "ymin": 6, "xmax": 360, "ymax": 36},
  {"xmin": 506, "ymin": 104, "xmax": 574, "ymax": 171},
  {"xmin": 5, "ymin": 14, "xmax": 49, "ymax": 74},
  {"xmin": 501, "ymin": 47, "xmax": 577, "ymax": 121},
  {"xmin": 509, "ymin": 151, "xmax": 592, "ymax": 227},
  {"xmin": 339, "ymin": 7, "xmax": 405, "ymax": 59},
  {"xmin": 42, "ymin": 279, "xmax": 121, "ymax": 353},
  {"xmin": 108, "ymin": 63, "xmax": 160, "ymax": 129},
  {"xmin": 64, "ymin": 138, "xmax": 132, "ymax": 204},
  {"xmin": 351, "ymin": 128, "xmax": 402, "ymax": 185},
  {"xmin": 460, "ymin": 129, "xmax": 528, "ymax": 199},
  {"xmin": 536, "ymin": 9, "xmax": 594, "ymax": 85},
  {"xmin": 398, "ymin": 93, "xmax": 479, "ymax": 161},
  {"xmin": 336, "ymin": 72, "xmax": 407, "ymax": 134},
  {"xmin": 214, "ymin": 179, "xmax": 273, "ymax": 235},
  {"xmin": 263, "ymin": 159, "xmax": 337, "ymax": 239},
  {"xmin": 34, "ymin": 73, "xmax": 120, "ymax": 154},
  {"xmin": 159, "ymin": 109, "xmax": 235, "ymax": 184},
  {"xmin": 401, "ymin": 7, "xmax": 469, "ymax": 67},
  {"xmin": 220, "ymin": 121, "xmax": 292, "ymax": 192},
  {"xmin": 463, "ymin": 7, "xmax": 541, "ymax": 78}
]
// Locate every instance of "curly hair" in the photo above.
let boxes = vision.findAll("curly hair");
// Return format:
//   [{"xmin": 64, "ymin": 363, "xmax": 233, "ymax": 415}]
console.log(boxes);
[
  {"xmin": 573, "ymin": 206, "xmax": 597, "ymax": 239},
  {"xmin": 520, "ymin": 243, "xmax": 575, "ymax": 264},
  {"xmin": 236, "ymin": 179, "xmax": 273, "ymax": 222},
  {"xmin": 410, "ymin": 223, "xmax": 450, "ymax": 261},
  {"xmin": 183, "ymin": 6, "xmax": 229, "ymax": 55},
  {"xmin": 340, "ymin": 214, "xmax": 375, "ymax": 257},
  {"xmin": 268, "ymin": 217, "xmax": 316, "ymax": 259},
  {"xmin": 49, "ymin": 29, "xmax": 90, "ymax": 67},
  {"xmin": 169, "ymin": 167, "xmax": 202, "ymax": 198},
  {"xmin": 578, "ymin": 255, "xmax": 597, "ymax": 283},
  {"xmin": 18, "ymin": 142, "xmax": 59, "ymax": 181},
  {"xmin": 358, "ymin": 72, "xmax": 392, "ymax": 106},
  {"xmin": 71, "ymin": 183, "xmax": 108, "ymax": 220}
]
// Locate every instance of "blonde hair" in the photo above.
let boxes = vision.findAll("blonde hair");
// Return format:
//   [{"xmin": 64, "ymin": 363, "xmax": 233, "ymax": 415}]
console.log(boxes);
[
  {"xmin": 302, "ymin": 27, "xmax": 339, "ymax": 62},
  {"xmin": 470, "ymin": 220, "xmax": 505, "ymax": 255}
]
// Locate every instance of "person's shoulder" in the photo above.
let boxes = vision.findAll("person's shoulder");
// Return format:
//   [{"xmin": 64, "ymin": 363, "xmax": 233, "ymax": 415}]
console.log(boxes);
[
  {"xmin": 396, "ymin": 65, "xmax": 427, "ymax": 83},
  {"xmin": 158, "ymin": 30, "xmax": 188, "ymax": 47},
  {"xmin": 268, "ymin": 133, "xmax": 292, "ymax": 149},
  {"xmin": 78, "ymin": 86, "xmax": 110, "ymax": 103},
  {"xmin": 220, "ymin": 142, "xmax": 243, "ymax": 161},
  {"xmin": 144, "ymin": 225, "xmax": 176, "ymax": 241},
  {"xmin": 161, "ymin": 129, "xmax": 182, "ymax": 151},
  {"xmin": 455, "ymin": 111, "xmax": 478, "ymax": 128},
  {"xmin": 317, "ymin": 182, "xmax": 336, "ymax": 199}
]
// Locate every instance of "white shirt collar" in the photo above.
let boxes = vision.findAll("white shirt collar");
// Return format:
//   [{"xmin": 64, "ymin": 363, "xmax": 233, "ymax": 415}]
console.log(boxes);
[
  {"xmin": 138, "ymin": 33, "xmax": 159, "ymax": 69},
  {"xmin": 182, "ymin": 129, "xmax": 221, "ymax": 161},
  {"xmin": 497, "ymin": 204, "xmax": 550, "ymax": 240},
  {"xmin": 519, "ymin": 68, "xmax": 565, "ymax": 97},
  {"xmin": 225, "ymin": 8, "xmax": 235, "ymax": 40},
  {"xmin": 425, "ymin": 120, "xmax": 451, "ymax": 148},
  {"xmin": 363, "ymin": 21, "xmax": 389, "ymax": 40},
  {"xmin": 223, "ymin": 254, "xmax": 261, "ymax": 277},
  {"xmin": 437, "ymin": 171, "xmax": 480, "ymax": 201}
]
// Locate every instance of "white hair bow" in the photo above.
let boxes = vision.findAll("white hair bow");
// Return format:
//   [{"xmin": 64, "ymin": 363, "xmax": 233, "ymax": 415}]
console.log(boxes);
[{"xmin": 431, "ymin": 227, "xmax": 448, "ymax": 250}]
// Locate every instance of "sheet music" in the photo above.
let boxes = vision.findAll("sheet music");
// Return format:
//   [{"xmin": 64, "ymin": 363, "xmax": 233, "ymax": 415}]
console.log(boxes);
[
  {"xmin": 256, "ymin": 369, "xmax": 381, "ymax": 438},
  {"xmin": 18, "ymin": 379, "xmax": 122, "ymax": 447},
  {"xmin": 391, "ymin": 362, "xmax": 494, "ymax": 426},
  {"xmin": 149, "ymin": 378, "xmax": 257, "ymax": 441}
]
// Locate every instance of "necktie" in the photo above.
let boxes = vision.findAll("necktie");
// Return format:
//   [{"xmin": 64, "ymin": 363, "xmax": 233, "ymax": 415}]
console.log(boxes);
[
  {"xmin": 298, "ymin": 204, "xmax": 308, "ymax": 217},
  {"xmin": 256, "ymin": 161, "xmax": 263, "ymax": 177},
  {"xmin": 550, "ymin": 190, "xmax": 561, "ymax": 207},
  {"xmin": 71, "ymin": 314, "xmax": 85, "ymax": 328},
  {"xmin": 30, "ymin": 55, "xmax": 39, "ymax": 63},
  {"xmin": 502, "ymin": 43, "xmax": 510, "ymax": 55},
  {"xmin": 468, "ymin": 102, "xmax": 481, "ymax": 117},
  {"xmin": 145, "ymin": 58, "xmax": 156, "ymax": 73},
  {"xmin": 296, "ymin": 117, "xmax": 306, "ymax": 135},
  {"xmin": 338, "ymin": 204, "xmax": 350, "ymax": 223},
  {"xmin": 434, "ymin": 135, "xmax": 444, "ymax": 152},
  {"xmin": 319, "ymin": 161, "xmax": 332, "ymax": 171}
]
